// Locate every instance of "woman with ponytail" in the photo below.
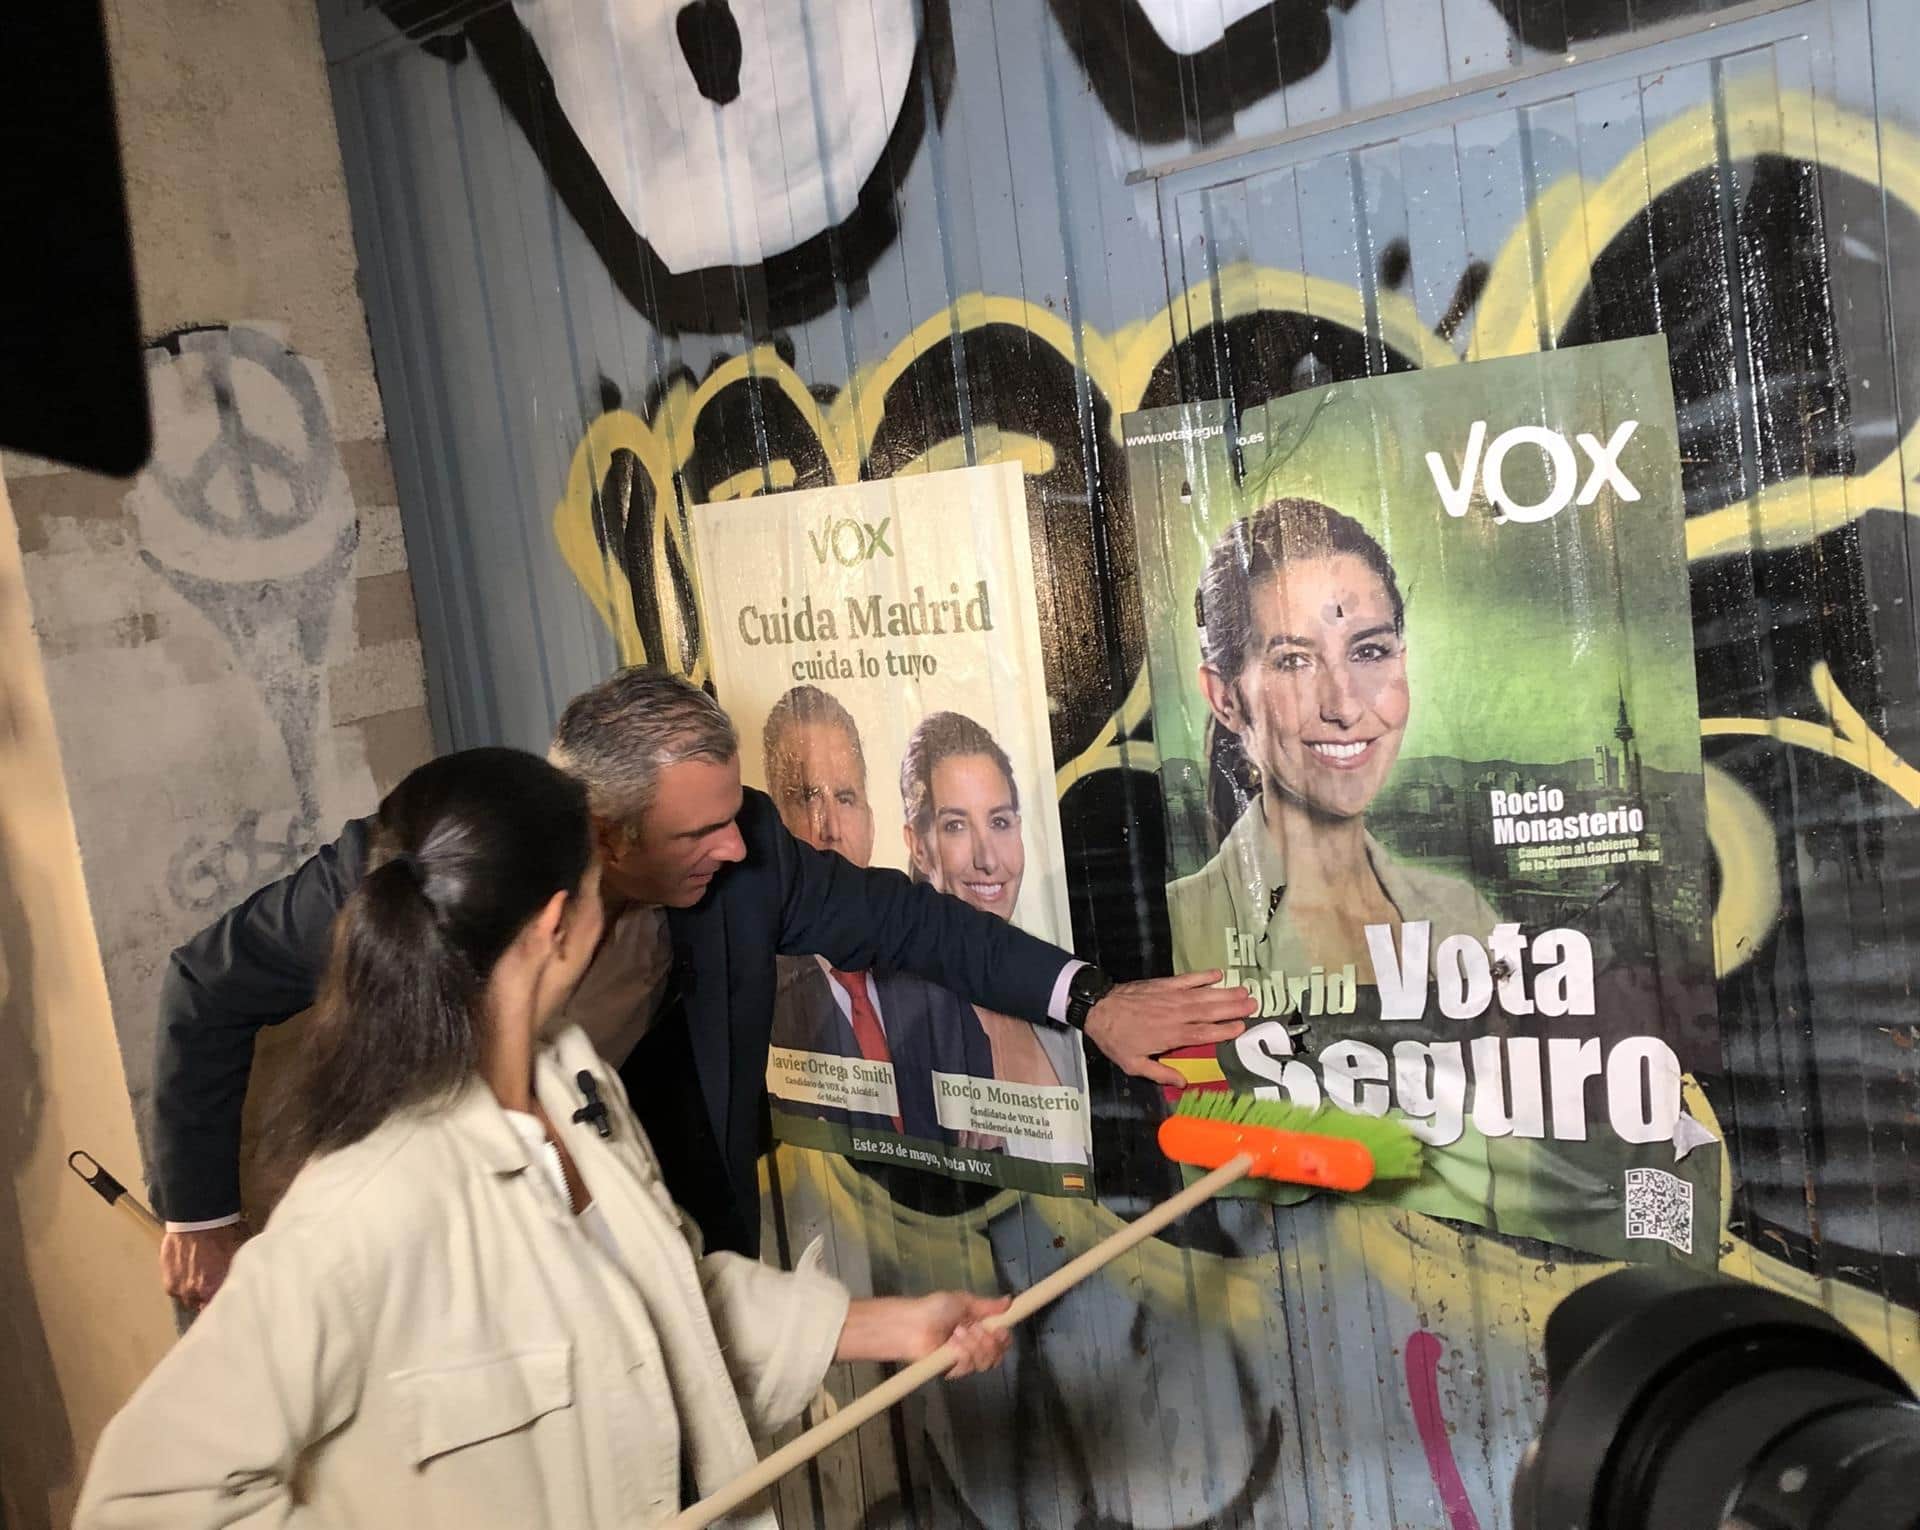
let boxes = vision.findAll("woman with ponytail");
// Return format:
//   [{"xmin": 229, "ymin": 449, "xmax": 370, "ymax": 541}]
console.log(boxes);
[{"xmin": 80, "ymin": 747, "xmax": 1008, "ymax": 1528}]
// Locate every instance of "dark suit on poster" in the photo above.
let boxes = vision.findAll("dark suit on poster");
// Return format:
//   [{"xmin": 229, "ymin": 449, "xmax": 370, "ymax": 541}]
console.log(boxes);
[
  {"xmin": 152, "ymin": 788, "xmax": 1072, "ymax": 1258},
  {"xmin": 771, "ymin": 957, "xmax": 994, "ymax": 1144}
]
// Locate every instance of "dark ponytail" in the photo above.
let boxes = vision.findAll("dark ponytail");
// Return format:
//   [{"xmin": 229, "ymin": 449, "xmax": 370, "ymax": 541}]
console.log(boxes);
[{"xmin": 280, "ymin": 747, "xmax": 592, "ymax": 1164}]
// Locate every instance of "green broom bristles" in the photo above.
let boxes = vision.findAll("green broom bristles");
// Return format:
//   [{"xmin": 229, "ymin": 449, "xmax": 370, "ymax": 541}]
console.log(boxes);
[{"xmin": 1171, "ymin": 1088, "xmax": 1426, "ymax": 1181}]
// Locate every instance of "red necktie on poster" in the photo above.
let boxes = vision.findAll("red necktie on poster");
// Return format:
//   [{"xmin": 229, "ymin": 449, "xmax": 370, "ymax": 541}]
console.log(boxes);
[{"xmin": 828, "ymin": 969, "xmax": 904, "ymax": 1133}]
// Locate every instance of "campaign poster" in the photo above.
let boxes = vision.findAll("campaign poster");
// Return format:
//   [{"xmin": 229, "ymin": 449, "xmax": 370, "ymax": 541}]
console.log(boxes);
[
  {"xmin": 691, "ymin": 461, "xmax": 1093, "ymax": 1196},
  {"xmin": 1124, "ymin": 335, "xmax": 1723, "ymax": 1267}
]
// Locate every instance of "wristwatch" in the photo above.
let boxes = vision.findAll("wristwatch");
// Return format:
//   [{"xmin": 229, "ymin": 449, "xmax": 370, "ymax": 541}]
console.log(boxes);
[{"xmin": 1064, "ymin": 964, "xmax": 1115, "ymax": 1030}]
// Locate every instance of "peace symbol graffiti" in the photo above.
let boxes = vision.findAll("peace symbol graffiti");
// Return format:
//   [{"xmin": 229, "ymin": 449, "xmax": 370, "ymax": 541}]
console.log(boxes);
[{"xmin": 149, "ymin": 326, "xmax": 338, "ymax": 542}]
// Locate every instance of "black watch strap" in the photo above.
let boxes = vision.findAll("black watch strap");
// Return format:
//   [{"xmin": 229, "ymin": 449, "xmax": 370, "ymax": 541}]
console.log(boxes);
[{"xmin": 1064, "ymin": 965, "xmax": 1115, "ymax": 1029}]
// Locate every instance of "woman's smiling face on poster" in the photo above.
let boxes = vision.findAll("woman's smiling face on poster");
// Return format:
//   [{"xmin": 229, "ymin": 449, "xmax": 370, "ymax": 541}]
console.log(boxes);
[
  {"xmin": 912, "ymin": 752, "xmax": 1026, "ymax": 918},
  {"xmin": 1204, "ymin": 552, "xmax": 1410, "ymax": 821}
]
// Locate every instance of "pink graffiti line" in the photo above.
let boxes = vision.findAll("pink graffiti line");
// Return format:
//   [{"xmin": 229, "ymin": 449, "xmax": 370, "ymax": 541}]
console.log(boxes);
[{"xmin": 1404, "ymin": 1330, "xmax": 1482, "ymax": 1530}]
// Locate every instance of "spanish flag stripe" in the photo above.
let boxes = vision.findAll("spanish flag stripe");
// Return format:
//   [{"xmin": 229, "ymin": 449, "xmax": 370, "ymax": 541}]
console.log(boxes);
[{"xmin": 1166, "ymin": 1056, "xmax": 1226, "ymax": 1085}]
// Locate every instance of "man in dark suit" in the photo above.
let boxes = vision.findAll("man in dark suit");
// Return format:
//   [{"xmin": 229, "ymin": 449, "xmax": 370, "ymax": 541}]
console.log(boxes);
[
  {"xmin": 760, "ymin": 684, "xmax": 996, "ymax": 1146},
  {"xmin": 773, "ymin": 958, "xmax": 994, "ymax": 1143},
  {"xmin": 154, "ymin": 667, "xmax": 1252, "ymax": 1306}
]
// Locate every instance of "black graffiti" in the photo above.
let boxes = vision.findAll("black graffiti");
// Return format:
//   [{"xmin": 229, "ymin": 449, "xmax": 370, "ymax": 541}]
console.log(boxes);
[
  {"xmin": 594, "ymin": 447, "xmax": 703, "ymax": 676},
  {"xmin": 148, "ymin": 325, "xmax": 338, "ymax": 541},
  {"xmin": 1053, "ymin": 1, "xmax": 1753, "ymax": 149},
  {"xmin": 1561, "ymin": 153, "xmax": 1863, "ymax": 517},
  {"xmin": 1494, "ymin": 0, "xmax": 1744, "ymax": 53},
  {"xmin": 393, "ymin": 0, "xmax": 1764, "ymax": 345},
  {"xmin": 166, "ymin": 808, "xmax": 318, "ymax": 915},
  {"xmin": 1380, "ymin": 238, "xmax": 1490, "ymax": 344},
  {"xmin": 1049, "ymin": 0, "xmax": 1360, "ymax": 147},
  {"xmin": 1556, "ymin": 148, "xmax": 1920, "ymax": 1301},
  {"xmin": 675, "ymin": 0, "xmax": 744, "ymax": 106},
  {"xmin": 384, "ymin": 0, "xmax": 955, "ymax": 338}
]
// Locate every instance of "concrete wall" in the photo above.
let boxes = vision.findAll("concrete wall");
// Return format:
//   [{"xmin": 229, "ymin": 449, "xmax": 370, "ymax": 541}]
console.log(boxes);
[
  {"xmin": 1, "ymin": 0, "xmax": 431, "ymax": 1185},
  {"xmin": 0, "ymin": 0, "xmax": 432, "ymax": 1520}
]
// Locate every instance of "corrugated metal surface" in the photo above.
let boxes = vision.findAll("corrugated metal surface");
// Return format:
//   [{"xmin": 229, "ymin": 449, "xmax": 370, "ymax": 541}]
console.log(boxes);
[{"xmin": 317, "ymin": 0, "xmax": 1920, "ymax": 1522}]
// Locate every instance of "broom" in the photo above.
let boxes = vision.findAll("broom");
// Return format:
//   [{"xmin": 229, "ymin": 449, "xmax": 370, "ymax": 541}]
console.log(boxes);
[{"xmin": 666, "ymin": 1092, "xmax": 1422, "ymax": 1529}]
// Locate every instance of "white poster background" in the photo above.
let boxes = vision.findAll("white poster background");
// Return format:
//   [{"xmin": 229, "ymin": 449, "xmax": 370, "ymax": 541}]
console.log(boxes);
[{"xmin": 692, "ymin": 462, "xmax": 1070, "ymax": 936}]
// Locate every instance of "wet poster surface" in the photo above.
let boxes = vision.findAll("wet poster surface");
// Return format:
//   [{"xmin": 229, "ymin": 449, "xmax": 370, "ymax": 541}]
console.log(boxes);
[{"xmin": 1126, "ymin": 336, "xmax": 1722, "ymax": 1266}]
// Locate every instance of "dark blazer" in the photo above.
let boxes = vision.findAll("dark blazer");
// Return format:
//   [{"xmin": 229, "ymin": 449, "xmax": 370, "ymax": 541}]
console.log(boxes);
[
  {"xmin": 152, "ymin": 787, "xmax": 1070, "ymax": 1256},
  {"xmin": 772, "ymin": 958, "xmax": 995, "ymax": 1143}
]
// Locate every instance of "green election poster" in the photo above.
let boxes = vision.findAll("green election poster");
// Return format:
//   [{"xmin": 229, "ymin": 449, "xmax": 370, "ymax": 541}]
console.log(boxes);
[{"xmin": 1124, "ymin": 336, "xmax": 1722, "ymax": 1267}]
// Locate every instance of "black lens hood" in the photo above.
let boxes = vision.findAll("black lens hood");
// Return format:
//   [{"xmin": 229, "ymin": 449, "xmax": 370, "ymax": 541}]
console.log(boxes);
[{"xmin": 1519, "ymin": 1269, "xmax": 1911, "ymax": 1529}]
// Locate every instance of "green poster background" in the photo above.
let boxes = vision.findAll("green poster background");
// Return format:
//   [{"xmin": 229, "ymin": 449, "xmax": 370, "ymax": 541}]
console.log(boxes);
[{"xmin": 1124, "ymin": 335, "xmax": 1723, "ymax": 1268}]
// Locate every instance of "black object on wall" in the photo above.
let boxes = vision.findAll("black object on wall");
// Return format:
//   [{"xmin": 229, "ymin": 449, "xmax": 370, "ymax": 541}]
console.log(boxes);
[{"xmin": 0, "ymin": 3, "xmax": 150, "ymax": 478}]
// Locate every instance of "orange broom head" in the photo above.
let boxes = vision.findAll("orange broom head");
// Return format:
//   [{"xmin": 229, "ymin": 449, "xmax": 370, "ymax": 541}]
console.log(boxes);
[{"xmin": 1158, "ymin": 1090, "xmax": 1424, "ymax": 1193}]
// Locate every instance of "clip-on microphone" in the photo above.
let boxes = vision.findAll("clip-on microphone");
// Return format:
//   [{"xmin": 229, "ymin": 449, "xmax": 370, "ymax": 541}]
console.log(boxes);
[{"xmin": 571, "ymin": 1070, "xmax": 613, "ymax": 1138}]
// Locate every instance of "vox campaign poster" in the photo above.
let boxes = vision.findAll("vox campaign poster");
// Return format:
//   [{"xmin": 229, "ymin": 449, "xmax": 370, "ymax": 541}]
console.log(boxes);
[
  {"xmin": 691, "ymin": 462, "xmax": 1093, "ymax": 1196},
  {"xmin": 1124, "ymin": 336, "xmax": 1723, "ymax": 1266}
]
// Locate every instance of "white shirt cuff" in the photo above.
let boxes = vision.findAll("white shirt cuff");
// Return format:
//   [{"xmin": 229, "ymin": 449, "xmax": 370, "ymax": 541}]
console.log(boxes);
[
  {"xmin": 1047, "ymin": 960, "xmax": 1088, "ymax": 1025},
  {"xmin": 163, "ymin": 1212, "xmax": 244, "ymax": 1233}
]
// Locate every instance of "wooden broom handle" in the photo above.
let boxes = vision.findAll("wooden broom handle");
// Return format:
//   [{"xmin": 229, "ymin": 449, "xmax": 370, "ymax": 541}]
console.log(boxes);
[{"xmin": 666, "ymin": 1152, "xmax": 1254, "ymax": 1530}]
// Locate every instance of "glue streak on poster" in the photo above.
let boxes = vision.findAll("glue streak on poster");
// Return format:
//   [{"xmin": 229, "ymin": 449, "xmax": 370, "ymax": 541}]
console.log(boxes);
[
  {"xmin": 692, "ymin": 462, "xmax": 1093, "ymax": 1197},
  {"xmin": 1124, "ymin": 336, "xmax": 1723, "ymax": 1266}
]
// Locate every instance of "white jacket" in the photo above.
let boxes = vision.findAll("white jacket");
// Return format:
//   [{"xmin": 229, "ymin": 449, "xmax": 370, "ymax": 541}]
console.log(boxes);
[{"xmin": 77, "ymin": 1026, "xmax": 849, "ymax": 1528}]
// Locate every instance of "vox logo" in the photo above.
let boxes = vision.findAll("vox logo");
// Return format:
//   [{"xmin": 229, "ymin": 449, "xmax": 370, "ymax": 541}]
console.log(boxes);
[
  {"xmin": 808, "ymin": 514, "xmax": 894, "ymax": 566},
  {"xmin": 1425, "ymin": 420, "xmax": 1640, "ymax": 523}
]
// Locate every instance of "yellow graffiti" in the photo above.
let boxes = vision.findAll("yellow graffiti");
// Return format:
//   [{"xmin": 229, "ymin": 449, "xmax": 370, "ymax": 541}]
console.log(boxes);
[
  {"xmin": 709, "ymin": 461, "xmax": 799, "ymax": 502},
  {"xmin": 1703, "ymin": 761, "xmax": 1780, "ymax": 978},
  {"xmin": 548, "ymin": 126, "xmax": 1912, "ymax": 992},
  {"xmin": 553, "ymin": 408, "xmax": 658, "ymax": 662},
  {"xmin": 1471, "ymin": 82, "xmax": 1919, "ymax": 553},
  {"xmin": 893, "ymin": 429, "xmax": 1057, "ymax": 482},
  {"xmin": 1685, "ymin": 458, "xmax": 1907, "ymax": 564},
  {"xmin": 1704, "ymin": 661, "xmax": 1920, "ymax": 808},
  {"xmin": 1054, "ymin": 667, "xmax": 1157, "ymax": 797},
  {"xmin": 1701, "ymin": 661, "xmax": 1920, "ymax": 976},
  {"xmin": 551, "ymin": 279, "xmax": 1458, "ymax": 655}
]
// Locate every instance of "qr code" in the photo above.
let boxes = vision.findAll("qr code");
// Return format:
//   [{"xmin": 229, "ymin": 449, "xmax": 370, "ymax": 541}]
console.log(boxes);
[{"xmin": 1625, "ymin": 1167, "xmax": 1693, "ymax": 1254}]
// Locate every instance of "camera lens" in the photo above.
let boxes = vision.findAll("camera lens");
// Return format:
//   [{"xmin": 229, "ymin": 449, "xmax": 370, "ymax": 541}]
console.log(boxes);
[
  {"xmin": 1513, "ymin": 1268, "xmax": 1920, "ymax": 1530},
  {"xmin": 1729, "ymin": 1401, "xmax": 1920, "ymax": 1529}
]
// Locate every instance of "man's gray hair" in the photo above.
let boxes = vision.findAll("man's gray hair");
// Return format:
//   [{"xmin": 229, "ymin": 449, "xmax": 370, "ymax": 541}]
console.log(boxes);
[{"xmin": 550, "ymin": 665, "xmax": 738, "ymax": 822}]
